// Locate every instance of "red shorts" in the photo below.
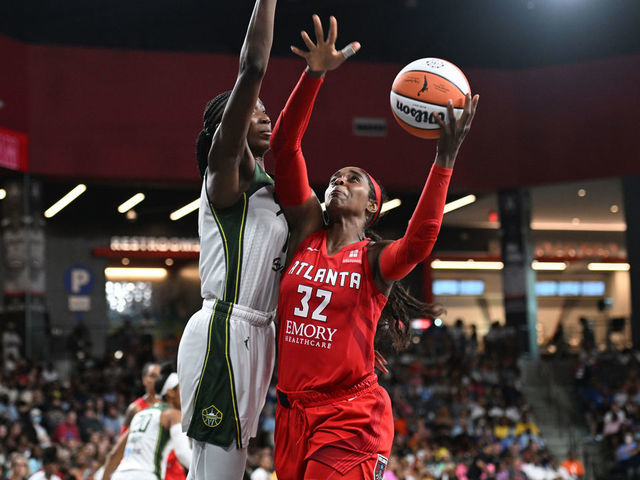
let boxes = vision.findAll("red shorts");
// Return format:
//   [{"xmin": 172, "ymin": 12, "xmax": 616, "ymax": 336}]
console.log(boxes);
[{"xmin": 274, "ymin": 375, "xmax": 393, "ymax": 480}]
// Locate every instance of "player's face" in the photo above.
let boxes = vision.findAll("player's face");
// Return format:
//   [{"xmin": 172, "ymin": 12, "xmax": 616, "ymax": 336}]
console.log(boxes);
[
  {"xmin": 324, "ymin": 167, "xmax": 374, "ymax": 220},
  {"xmin": 143, "ymin": 364, "xmax": 161, "ymax": 394},
  {"xmin": 247, "ymin": 99, "xmax": 271, "ymax": 158}
]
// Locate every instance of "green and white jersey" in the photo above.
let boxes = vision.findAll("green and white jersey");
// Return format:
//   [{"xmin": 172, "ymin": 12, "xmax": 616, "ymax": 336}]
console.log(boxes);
[
  {"xmin": 117, "ymin": 404, "xmax": 170, "ymax": 480},
  {"xmin": 199, "ymin": 164, "xmax": 288, "ymax": 313}
]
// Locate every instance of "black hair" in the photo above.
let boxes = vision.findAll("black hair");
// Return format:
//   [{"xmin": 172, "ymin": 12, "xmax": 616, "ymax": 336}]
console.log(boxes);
[
  {"xmin": 364, "ymin": 175, "xmax": 446, "ymax": 351},
  {"xmin": 42, "ymin": 446, "xmax": 58, "ymax": 465},
  {"xmin": 153, "ymin": 363, "xmax": 175, "ymax": 399},
  {"xmin": 196, "ymin": 91, "xmax": 233, "ymax": 179}
]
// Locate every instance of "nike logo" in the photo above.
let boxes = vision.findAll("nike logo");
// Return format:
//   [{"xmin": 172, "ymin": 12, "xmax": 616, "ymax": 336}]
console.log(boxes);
[
  {"xmin": 244, "ymin": 336, "xmax": 250, "ymax": 350},
  {"xmin": 306, "ymin": 247, "xmax": 320, "ymax": 252}
]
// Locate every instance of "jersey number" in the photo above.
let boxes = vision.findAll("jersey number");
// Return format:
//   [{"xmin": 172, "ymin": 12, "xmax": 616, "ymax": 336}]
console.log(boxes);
[
  {"xmin": 293, "ymin": 285, "xmax": 332, "ymax": 322},
  {"xmin": 130, "ymin": 412, "xmax": 152, "ymax": 433}
]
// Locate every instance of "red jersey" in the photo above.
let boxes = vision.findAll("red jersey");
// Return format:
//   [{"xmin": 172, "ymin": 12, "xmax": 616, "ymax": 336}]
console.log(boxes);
[{"xmin": 277, "ymin": 230, "xmax": 387, "ymax": 393}]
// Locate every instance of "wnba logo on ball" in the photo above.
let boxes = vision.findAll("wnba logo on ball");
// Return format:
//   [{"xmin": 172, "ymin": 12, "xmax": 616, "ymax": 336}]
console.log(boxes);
[{"xmin": 394, "ymin": 100, "xmax": 443, "ymax": 125}]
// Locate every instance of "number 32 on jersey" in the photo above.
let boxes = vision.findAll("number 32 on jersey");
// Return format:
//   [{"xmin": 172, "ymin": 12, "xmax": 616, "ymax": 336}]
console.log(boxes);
[{"xmin": 293, "ymin": 285, "xmax": 332, "ymax": 322}]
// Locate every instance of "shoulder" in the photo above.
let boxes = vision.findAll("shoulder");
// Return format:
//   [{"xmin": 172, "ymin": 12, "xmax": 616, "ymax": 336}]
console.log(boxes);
[
  {"xmin": 366, "ymin": 239, "xmax": 392, "ymax": 255},
  {"xmin": 161, "ymin": 407, "xmax": 180, "ymax": 427}
]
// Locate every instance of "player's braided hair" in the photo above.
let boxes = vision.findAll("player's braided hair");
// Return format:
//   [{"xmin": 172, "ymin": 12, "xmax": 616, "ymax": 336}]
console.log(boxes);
[
  {"xmin": 364, "ymin": 176, "xmax": 446, "ymax": 351},
  {"xmin": 196, "ymin": 91, "xmax": 232, "ymax": 179}
]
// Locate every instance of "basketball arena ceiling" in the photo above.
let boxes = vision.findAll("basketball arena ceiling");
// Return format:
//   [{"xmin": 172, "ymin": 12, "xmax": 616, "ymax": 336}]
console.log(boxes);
[{"xmin": 1, "ymin": 0, "xmax": 639, "ymax": 69}]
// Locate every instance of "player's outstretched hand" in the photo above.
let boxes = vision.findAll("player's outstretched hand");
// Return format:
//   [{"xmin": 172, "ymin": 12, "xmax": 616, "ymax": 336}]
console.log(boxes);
[
  {"xmin": 291, "ymin": 15, "xmax": 360, "ymax": 77},
  {"xmin": 434, "ymin": 93, "xmax": 479, "ymax": 168}
]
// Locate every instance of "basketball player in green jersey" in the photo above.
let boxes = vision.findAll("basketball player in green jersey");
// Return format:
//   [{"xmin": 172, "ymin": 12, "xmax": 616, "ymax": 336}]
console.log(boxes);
[{"xmin": 176, "ymin": 0, "xmax": 287, "ymax": 479}]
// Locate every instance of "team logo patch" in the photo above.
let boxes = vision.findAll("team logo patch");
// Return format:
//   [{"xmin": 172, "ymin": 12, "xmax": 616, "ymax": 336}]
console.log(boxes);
[
  {"xmin": 201, "ymin": 405, "xmax": 222, "ymax": 428},
  {"xmin": 342, "ymin": 249, "xmax": 362, "ymax": 264},
  {"xmin": 374, "ymin": 454, "xmax": 388, "ymax": 480}
]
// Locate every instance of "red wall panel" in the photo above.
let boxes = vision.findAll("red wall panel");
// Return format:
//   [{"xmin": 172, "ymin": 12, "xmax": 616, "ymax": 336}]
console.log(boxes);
[
  {"xmin": 0, "ymin": 36, "xmax": 28, "ymax": 132},
  {"xmin": 2, "ymin": 34, "xmax": 639, "ymax": 190}
]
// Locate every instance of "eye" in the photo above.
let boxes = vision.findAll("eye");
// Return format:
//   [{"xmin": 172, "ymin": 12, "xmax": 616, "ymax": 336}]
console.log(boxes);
[{"xmin": 350, "ymin": 175, "xmax": 361, "ymax": 183}]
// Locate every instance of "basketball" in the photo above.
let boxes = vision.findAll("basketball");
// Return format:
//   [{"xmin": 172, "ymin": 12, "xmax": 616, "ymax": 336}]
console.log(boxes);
[{"xmin": 390, "ymin": 58, "xmax": 471, "ymax": 139}]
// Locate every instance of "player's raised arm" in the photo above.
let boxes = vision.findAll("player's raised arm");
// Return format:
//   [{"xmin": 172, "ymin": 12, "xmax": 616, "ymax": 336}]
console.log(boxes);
[
  {"xmin": 207, "ymin": 0, "xmax": 277, "ymax": 208},
  {"xmin": 270, "ymin": 15, "xmax": 360, "ymax": 262},
  {"xmin": 371, "ymin": 93, "xmax": 479, "ymax": 294}
]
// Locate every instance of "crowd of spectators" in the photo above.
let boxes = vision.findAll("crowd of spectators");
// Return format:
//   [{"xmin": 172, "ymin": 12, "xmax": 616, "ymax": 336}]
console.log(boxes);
[
  {"xmin": 575, "ymin": 348, "xmax": 640, "ymax": 479},
  {"xmin": 0, "ymin": 319, "xmax": 586, "ymax": 480}
]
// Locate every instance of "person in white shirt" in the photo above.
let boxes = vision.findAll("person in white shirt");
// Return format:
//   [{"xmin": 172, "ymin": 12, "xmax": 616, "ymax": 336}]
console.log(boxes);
[{"xmin": 250, "ymin": 447, "xmax": 274, "ymax": 480}]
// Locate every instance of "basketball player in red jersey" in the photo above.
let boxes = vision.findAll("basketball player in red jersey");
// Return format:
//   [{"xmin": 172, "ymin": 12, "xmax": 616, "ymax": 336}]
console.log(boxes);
[
  {"xmin": 269, "ymin": 15, "xmax": 479, "ymax": 480},
  {"xmin": 103, "ymin": 363, "xmax": 186, "ymax": 480}
]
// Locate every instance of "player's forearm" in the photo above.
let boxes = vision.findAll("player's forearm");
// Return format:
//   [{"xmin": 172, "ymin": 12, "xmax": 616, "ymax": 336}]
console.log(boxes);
[
  {"xmin": 170, "ymin": 423, "xmax": 192, "ymax": 468},
  {"xmin": 271, "ymin": 71, "xmax": 323, "ymax": 153},
  {"xmin": 102, "ymin": 430, "xmax": 128, "ymax": 480},
  {"xmin": 379, "ymin": 164, "xmax": 451, "ymax": 280},
  {"xmin": 271, "ymin": 71, "xmax": 323, "ymax": 206},
  {"xmin": 239, "ymin": 0, "xmax": 277, "ymax": 77}
]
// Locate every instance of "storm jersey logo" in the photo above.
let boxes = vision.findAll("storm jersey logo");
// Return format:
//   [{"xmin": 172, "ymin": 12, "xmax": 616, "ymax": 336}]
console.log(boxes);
[{"xmin": 201, "ymin": 405, "xmax": 223, "ymax": 428}]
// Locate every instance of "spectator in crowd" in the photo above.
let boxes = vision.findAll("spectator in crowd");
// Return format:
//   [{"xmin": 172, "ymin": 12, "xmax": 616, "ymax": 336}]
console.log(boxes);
[
  {"xmin": 250, "ymin": 447, "xmax": 275, "ymax": 480},
  {"xmin": 615, "ymin": 431, "xmax": 640, "ymax": 480},
  {"xmin": 560, "ymin": 449, "xmax": 585, "ymax": 479},
  {"xmin": 27, "ymin": 446, "xmax": 60, "ymax": 480},
  {"xmin": 7, "ymin": 453, "xmax": 31, "ymax": 480},
  {"xmin": 2, "ymin": 324, "xmax": 22, "ymax": 376},
  {"xmin": 52, "ymin": 411, "xmax": 81, "ymax": 446}
]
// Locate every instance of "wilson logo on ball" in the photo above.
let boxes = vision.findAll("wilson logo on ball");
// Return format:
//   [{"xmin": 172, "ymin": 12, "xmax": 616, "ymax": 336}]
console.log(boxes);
[{"xmin": 394, "ymin": 100, "xmax": 444, "ymax": 125}]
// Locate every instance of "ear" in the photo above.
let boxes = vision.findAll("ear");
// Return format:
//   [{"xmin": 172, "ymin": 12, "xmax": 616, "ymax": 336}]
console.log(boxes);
[{"xmin": 366, "ymin": 199, "xmax": 379, "ymax": 216}]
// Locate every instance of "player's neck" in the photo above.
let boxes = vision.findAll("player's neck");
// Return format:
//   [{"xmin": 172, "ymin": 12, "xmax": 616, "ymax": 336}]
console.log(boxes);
[
  {"xmin": 325, "ymin": 221, "xmax": 365, "ymax": 255},
  {"xmin": 144, "ymin": 393, "xmax": 159, "ymax": 404}
]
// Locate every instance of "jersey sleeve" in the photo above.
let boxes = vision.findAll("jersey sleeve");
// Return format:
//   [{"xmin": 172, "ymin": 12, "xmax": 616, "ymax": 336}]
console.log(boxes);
[
  {"xmin": 270, "ymin": 70, "xmax": 323, "ymax": 206},
  {"xmin": 379, "ymin": 164, "xmax": 452, "ymax": 280}
]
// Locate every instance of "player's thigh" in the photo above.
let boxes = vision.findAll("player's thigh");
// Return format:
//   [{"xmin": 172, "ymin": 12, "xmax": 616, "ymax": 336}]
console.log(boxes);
[{"xmin": 187, "ymin": 440, "xmax": 247, "ymax": 480}]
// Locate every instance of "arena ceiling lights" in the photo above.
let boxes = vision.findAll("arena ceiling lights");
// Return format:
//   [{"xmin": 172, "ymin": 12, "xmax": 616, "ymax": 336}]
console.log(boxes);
[
  {"xmin": 104, "ymin": 267, "xmax": 168, "ymax": 280},
  {"xmin": 117, "ymin": 193, "xmax": 145, "ymax": 213},
  {"xmin": 170, "ymin": 199, "xmax": 199, "ymax": 221},
  {"xmin": 44, "ymin": 184, "xmax": 87, "ymax": 218},
  {"xmin": 431, "ymin": 260, "xmax": 571, "ymax": 271},
  {"xmin": 431, "ymin": 260, "xmax": 504, "ymax": 270},
  {"xmin": 587, "ymin": 262, "xmax": 630, "ymax": 271},
  {"xmin": 0, "ymin": 188, "xmax": 6, "ymax": 200},
  {"xmin": 443, "ymin": 194, "xmax": 476, "ymax": 214}
]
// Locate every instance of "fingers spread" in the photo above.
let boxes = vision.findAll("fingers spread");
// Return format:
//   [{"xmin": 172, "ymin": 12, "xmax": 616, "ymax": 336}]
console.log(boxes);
[
  {"xmin": 459, "ymin": 93, "xmax": 472, "ymax": 126},
  {"xmin": 312, "ymin": 14, "xmax": 324, "ymax": 44},
  {"xmin": 300, "ymin": 30, "xmax": 315, "ymax": 51},
  {"xmin": 447, "ymin": 100, "xmax": 456, "ymax": 131},
  {"xmin": 290, "ymin": 45, "xmax": 308, "ymax": 59},
  {"xmin": 328, "ymin": 16, "xmax": 338, "ymax": 45}
]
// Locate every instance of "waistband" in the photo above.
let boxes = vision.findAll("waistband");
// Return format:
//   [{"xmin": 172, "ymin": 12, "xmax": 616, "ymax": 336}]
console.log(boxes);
[
  {"xmin": 277, "ymin": 373, "xmax": 379, "ymax": 408},
  {"xmin": 202, "ymin": 298, "xmax": 275, "ymax": 327}
]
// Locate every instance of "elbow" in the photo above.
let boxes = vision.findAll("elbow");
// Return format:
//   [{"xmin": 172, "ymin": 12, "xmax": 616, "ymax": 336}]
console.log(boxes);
[{"xmin": 239, "ymin": 55, "xmax": 267, "ymax": 79}]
